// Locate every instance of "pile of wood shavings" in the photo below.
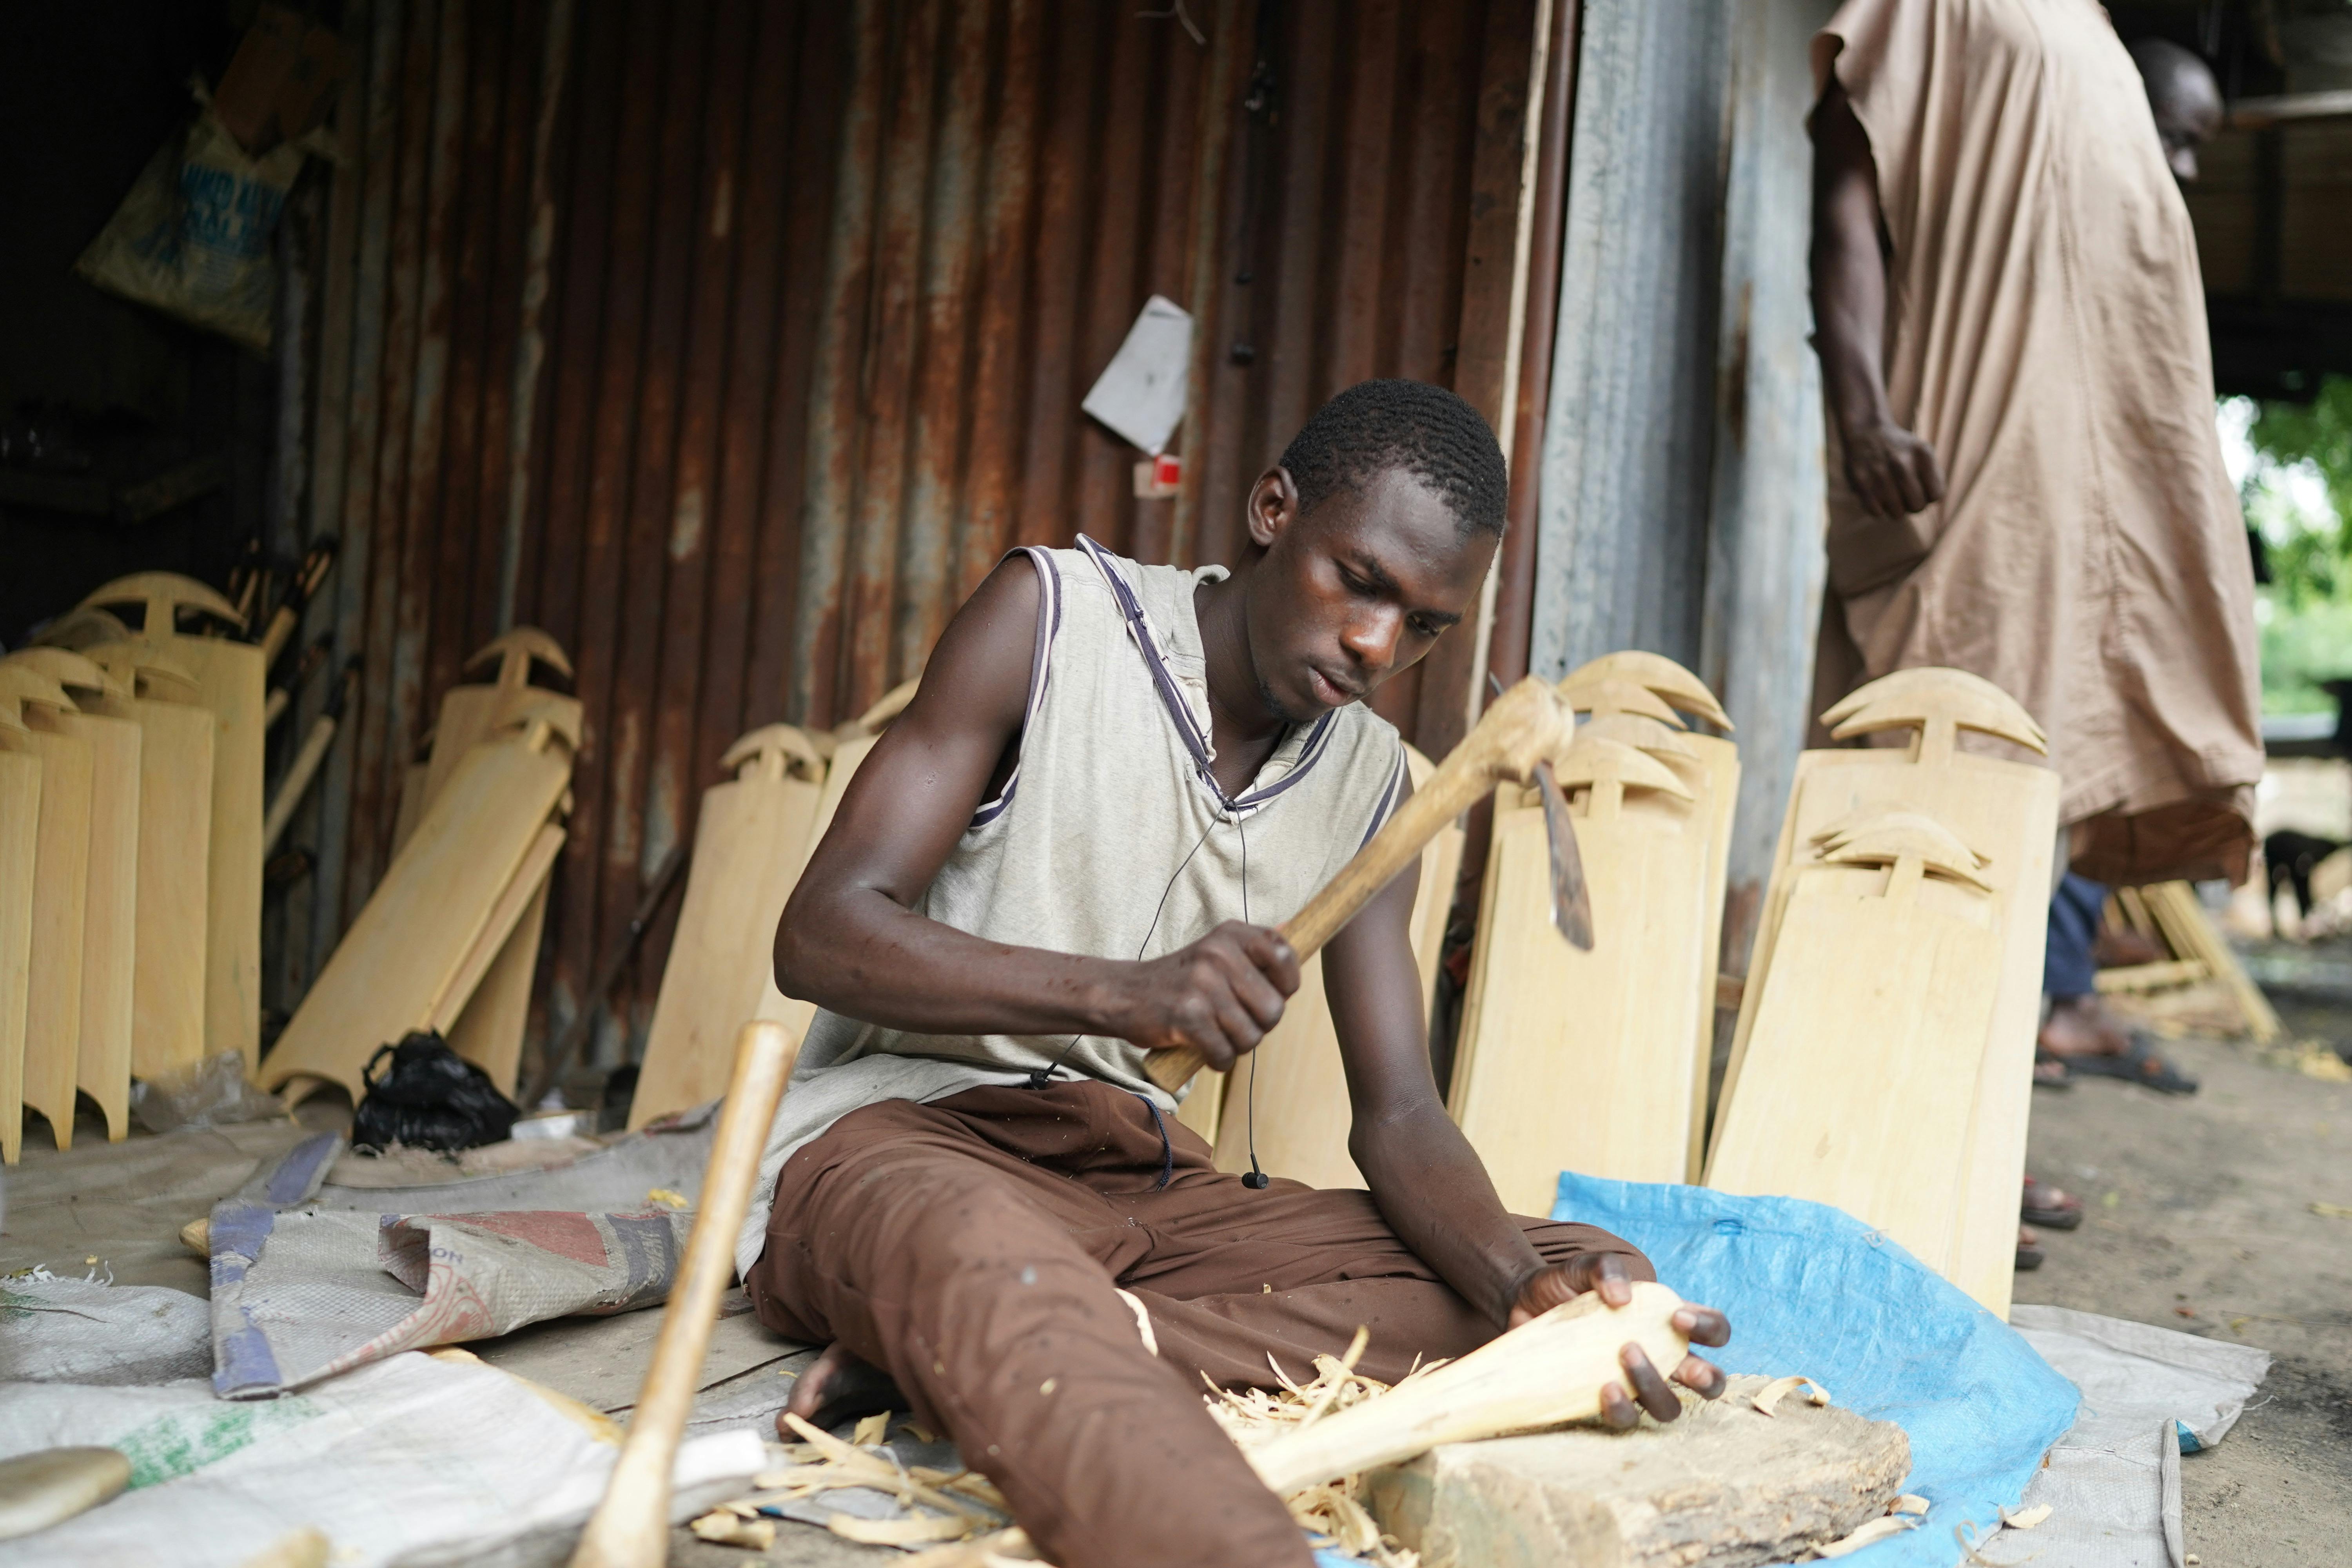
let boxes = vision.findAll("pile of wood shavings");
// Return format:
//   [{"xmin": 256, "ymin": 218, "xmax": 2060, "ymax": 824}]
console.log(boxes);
[
  {"xmin": 688, "ymin": 1410, "xmax": 1039, "ymax": 1562},
  {"xmin": 690, "ymin": 1332, "xmax": 1440, "ymax": 1568},
  {"xmin": 1201, "ymin": 1326, "xmax": 1439, "ymax": 1568}
]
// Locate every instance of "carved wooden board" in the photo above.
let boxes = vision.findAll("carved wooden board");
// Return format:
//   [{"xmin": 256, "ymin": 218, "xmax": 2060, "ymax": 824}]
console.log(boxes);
[
  {"xmin": 1555, "ymin": 654, "xmax": 1741, "ymax": 1184},
  {"xmin": 0, "ymin": 710, "xmax": 91, "ymax": 1150},
  {"xmin": 630, "ymin": 727, "xmax": 826, "ymax": 1129},
  {"xmin": 409, "ymin": 632, "xmax": 581, "ymax": 1092},
  {"xmin": 1707, "ymin": 669, "xmax": 2059, "ymax": 1315},
  {"xmin": 77, "ymin": 576, "xmax": 265, "ymax": 1074},
  {"xmin": 1451, "ymin": 738, "xmax": 1712, "ymax": 1208},
  {"xmin": 263, "ymin": 714, "xmax": 575, "ymax": 1102},
  {"xmin": 0, "ymin": 749, "xmax": 38, "ymax": 1164},
  {"xmin": 1707, "ymin": 859, "xmax": 2005, "ymax": 1271},
  {"xmin": 88, "ymin": 642, "xmax": 213, "ymax": 1083},
  {"xmin": 4, "ymin": 649, "xmax": 143, "ymax": 1142},
  {"xmin": 42, "ymin": 704, "xmax": 139, "ymax": 1142},
  {"xmin": 446, "ymin": 875, "xmax": 548, "ymax": 1096},
  {"xmin": 1208, "ymin": 746, "xmax": 1463, "ymax": 1187}
]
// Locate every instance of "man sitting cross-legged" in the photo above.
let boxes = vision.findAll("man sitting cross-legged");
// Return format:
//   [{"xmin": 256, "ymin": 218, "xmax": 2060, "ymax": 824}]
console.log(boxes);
[{"xmin": 737, "ymin": 379, "xmax": 1733, "ymax": 1568}]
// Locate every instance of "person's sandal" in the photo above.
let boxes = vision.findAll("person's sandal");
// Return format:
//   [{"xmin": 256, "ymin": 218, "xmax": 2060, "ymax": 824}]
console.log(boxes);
[
  {"xmin": 2064, "ymin": 1036, "xmax": 2198, "ymax": 1095},
  {"xmin": 2022, "ymin": 1176, "xmax": 2083, "ymax": 1230},
  {"xmin": 2032, "ymin": 1052, "xmax": 2073, "ymax": 1089},
  {"xmin": 2015, "ymin": 1225, "xmax": 2045, "ymax": 1271}
]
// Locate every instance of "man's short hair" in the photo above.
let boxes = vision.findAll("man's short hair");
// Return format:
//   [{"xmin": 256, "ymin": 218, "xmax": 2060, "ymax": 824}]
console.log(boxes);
[{"xmin": 1278, "ymin": 379, "xmax": 1508, "ymax": 538}]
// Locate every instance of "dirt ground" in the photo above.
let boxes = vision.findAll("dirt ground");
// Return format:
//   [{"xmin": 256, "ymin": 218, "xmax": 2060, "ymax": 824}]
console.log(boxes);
[{"xmin": 2014, "ymin": 1007, "xmax": 2352, "ymax": 1568}]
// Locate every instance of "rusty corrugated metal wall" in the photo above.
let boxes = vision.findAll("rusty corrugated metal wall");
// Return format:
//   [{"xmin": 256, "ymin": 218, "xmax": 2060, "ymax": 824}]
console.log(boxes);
[{"xmin": 287, "ymin": 0, "xmax": 1550, "ymax": 1068}]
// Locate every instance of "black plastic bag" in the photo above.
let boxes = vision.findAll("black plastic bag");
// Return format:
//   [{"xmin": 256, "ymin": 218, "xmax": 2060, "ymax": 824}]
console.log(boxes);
[{"xmin": 351, "ymin": 1031, "xmax": 519, "ymax": 1152}]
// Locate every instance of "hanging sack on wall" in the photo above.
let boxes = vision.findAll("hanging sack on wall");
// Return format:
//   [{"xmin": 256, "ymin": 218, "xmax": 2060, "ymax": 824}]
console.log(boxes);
[{"xmin": 74, "ymin": 111, "xmax": 304, "ymax": 353}]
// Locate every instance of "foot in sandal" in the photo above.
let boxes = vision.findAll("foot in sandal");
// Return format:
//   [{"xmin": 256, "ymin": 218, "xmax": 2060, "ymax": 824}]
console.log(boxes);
[
  {"xmin": 2022, "ymin": 1175, "xmax": 2083, "ymax": 1229},
  {"xmin": 2037, "ymin": 996, "xmax": 2198, "ymax": 1094},
  {"xmin": 2015, "ymin": 1225, "xmax": 2044, "ymax": 1271}
]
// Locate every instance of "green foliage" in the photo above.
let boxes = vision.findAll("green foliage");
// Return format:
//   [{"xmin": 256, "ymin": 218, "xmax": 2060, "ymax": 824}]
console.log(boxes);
[{"xmin": 2243, "ymin": 378, "xmax": 2352, "ymax": 711}]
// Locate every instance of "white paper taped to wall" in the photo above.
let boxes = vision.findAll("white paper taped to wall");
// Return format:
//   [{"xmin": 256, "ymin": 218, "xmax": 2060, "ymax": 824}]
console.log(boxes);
[{"xmin": 1082, "ymin": 294, "xmax": 1194, "ymax": 455}]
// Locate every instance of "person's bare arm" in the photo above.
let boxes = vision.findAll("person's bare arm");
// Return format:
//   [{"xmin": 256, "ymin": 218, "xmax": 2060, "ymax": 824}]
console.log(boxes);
[
  {"xmin": 775, "ymin": 557, "xmax": 1299, "ymax": 1067},
  {"xmin": 1325, "ymin": 777, "xmax": 1729, "ymax": 1425},
  {"xmin": 1811, "ymin": 77, "xmax": 1944, "ymax": 518}
]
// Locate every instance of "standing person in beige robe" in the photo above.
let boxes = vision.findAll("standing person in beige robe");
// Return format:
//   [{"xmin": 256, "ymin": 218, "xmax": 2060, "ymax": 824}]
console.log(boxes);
[{"xmin": 1808, "ymin": 3, "xmax": 2262, "ymax": 1258}]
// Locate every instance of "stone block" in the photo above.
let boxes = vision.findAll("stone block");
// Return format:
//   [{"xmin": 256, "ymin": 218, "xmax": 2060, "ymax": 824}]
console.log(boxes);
[{"xmin": 1362, "ymin": 1374, "xmax": 1909, "ymax": 1568}]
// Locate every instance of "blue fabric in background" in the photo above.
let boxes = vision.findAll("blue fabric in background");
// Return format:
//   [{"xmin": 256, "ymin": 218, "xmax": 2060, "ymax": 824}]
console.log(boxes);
[{"xmin": 1550, "ymin": 1173, "xmax": 2080, "ymax": 1567}]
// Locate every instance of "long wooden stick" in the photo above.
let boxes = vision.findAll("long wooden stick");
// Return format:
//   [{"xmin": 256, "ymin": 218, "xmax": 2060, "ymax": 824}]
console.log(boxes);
[
  {"xmin": 569, "ymin": 1019, "xmax": 798, "ymax": 1568},
  {"xmin": 1143, "ymin": 676, "xmax": 1573, "ymax": 1093}
]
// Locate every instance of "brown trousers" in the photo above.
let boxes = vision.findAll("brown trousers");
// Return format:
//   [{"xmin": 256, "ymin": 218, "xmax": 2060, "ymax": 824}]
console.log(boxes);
[{"xmin": 744, "ymin": 1079, "xmax": 1653, "ymax": 1568}]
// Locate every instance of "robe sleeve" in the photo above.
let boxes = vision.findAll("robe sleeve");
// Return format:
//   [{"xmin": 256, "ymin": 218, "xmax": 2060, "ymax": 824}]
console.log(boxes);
[{"xmin": 1813, "ymin": 0, "xmax": 1938, "ymax": 241}]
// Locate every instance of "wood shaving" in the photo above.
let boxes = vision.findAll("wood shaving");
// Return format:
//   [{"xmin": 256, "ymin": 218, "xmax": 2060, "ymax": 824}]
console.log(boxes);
[
  {"xmin": 1999, "ymin": 1502, "xmax": 2053, "ymax": 1530},
  {"xmin": 830, "ymin": 1512, "xmax": 980, "ymax": 1546},
  {"xmin": 900, "ymin": 1527, "xmax": 1041, "ymax": 1568},
  {"xmin": 645, "ymin": 1187, "xmax": 689, "ymax": 1209},
  {"xmin": 1751, "ymin": 1375, "xmax": 1832, "ymax": 1417},
  {"xmin": 1890, "ymin": 1494, "xmax": 1930, "ymax": 1516},
  {"xmin": 1201, "ymin": 1332, "xmax": 1432, "ymax": 1568},
  {"xmin": 688, "ymin": 1511, "xmax": 775, "ymax": 1549},
  {"xmin": 2312, "ymin": 1201, "xmax": 2352, "ymax": 1221},
  {"xmin": 1813, "ymin": 1514, "xmax": 1915, "ymax": 1557},
  {"xmin": 704, "ymin": 1412, "xmax": 1013, "ymax": 1556},
  {"xmin": 1114, "ymin": 1287, "xmax": 1159, "ymax": 1356}
]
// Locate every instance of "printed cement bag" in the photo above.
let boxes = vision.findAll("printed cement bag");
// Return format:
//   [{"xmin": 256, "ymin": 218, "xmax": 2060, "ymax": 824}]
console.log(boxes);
[
  {"xmin": 211, "ymin": 1205, "xmax": 694, "ymax": 1398},
  {"xmin": 0, "ymin": 1350, "xmax": 764, "ymax": 1568},
  {"xmin": 0, "ymin": 1270, "xmax": 211, "ymax": 1385},
  {"xmin": 76, "ymin": 112, "xmax": 303, "ymax": 351}
]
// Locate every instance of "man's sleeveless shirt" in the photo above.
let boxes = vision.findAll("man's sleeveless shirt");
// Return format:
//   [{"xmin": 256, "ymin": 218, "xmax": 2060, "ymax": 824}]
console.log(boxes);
[{"xmin": 737, "ymin": 539, "xmax": 1407, "ymax": 1275}]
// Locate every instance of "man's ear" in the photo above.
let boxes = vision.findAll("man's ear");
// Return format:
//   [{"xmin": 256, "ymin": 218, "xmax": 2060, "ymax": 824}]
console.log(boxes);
[{"xmin": 1247, "ymin": 467, "xmax": 1301, "ymax": 550}]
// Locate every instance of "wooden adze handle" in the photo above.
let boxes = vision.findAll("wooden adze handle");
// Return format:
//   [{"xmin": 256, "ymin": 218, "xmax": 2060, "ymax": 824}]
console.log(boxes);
[
  {"xmin": 568, "ymin": 1019, "xmax": 798, "ymax": 1568},
  {"xmin": 1142, "ymin": 677, "xmax": 1573, "ymax": 1094}
]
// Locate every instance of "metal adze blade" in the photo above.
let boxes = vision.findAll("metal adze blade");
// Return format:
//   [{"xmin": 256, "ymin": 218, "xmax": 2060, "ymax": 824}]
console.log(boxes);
[{"xmin": 1533, "ymin": 758, "xmax": 1594, "ymax": 951}]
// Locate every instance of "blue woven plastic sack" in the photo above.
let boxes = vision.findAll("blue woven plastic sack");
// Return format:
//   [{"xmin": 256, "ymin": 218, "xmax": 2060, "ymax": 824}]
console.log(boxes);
[{"xmin": 1551, "ymin": 1173, "xmax": 2079, "ymax": 1565}]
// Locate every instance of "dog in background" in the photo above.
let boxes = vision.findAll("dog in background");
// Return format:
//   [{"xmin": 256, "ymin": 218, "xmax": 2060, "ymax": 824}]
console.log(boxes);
[{"xmin": 2266, "ymin": 829, "xmax": 2345, "ymax": 925}]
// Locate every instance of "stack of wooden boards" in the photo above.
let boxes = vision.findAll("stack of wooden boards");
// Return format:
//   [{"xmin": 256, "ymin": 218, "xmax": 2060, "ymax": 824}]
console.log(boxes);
[
  {"xmin": 262, "ymin": 630, "xmax": 582, "ymax": 1105},
  {"xmin": 1451, "ymin": 654, "xmax": 1739, "ymax": 1207},
  {"xmin": 1189, "ymin": 653, "xmax": 1742, "ymax": 1209},
  {"xmin": 1706, "ymin": 668, "xmax": 2060, "ymax": 1317},
  {"xmin": 625, "ymin": 681, "xmax": 918, "ymax": 1129},
  {"xmin": 0, "ymin": 572, "xmax": 266, "ymax": 1163},
  {"xmin": 1187, "ymin": 656, "xmax": 2067, "ymax": 1323},
  {"xmin": 2096, "ymin": 881, "xmax": 2283, "ymax": 1043}
]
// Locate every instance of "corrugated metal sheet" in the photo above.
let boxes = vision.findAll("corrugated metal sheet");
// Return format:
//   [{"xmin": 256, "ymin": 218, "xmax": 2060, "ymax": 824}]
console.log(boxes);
[{"xmin": 289, "ymin": 0, "xmax": 1550, "ymax": 1068}]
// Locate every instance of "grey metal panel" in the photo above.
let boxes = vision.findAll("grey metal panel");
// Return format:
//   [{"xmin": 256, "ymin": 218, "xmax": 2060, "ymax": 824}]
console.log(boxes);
[
  {"xmin": 1529, "ymin": 0, "xmax": 1732, "ymax": 681},
  {"xmin": 1700, "ymin": 0, "xmax": 1835, "ymax": 975}
]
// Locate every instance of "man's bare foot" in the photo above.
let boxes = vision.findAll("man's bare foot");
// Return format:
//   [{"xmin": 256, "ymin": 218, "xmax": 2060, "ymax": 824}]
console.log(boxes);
[
  {"xmin": 780, "ymin": 1341, "xmax": 907, "ymax": 1436},
  {"xmin": 2037, "ymin": 994, "xmax": 2131, "ymax": 1059}
]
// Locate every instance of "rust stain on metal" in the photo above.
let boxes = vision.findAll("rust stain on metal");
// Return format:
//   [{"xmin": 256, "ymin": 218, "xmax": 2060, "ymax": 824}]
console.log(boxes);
[{"xmin": 297, "ymin": 0, "xmax": 1542, "ymax": 1064}]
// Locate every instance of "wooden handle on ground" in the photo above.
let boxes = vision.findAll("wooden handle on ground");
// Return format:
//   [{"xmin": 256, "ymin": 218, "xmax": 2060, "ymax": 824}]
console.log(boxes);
[
  {"xmin": 568, "ymin": 1019, "xmax": 798, "ymax": 1568},
  {"xmin": 1141, "ymin": 677, "xmax": 1571, "ymax": 1094}
]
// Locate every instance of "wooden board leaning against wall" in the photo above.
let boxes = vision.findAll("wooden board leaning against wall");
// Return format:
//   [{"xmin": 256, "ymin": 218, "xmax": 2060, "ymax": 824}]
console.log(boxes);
[
  {"xmin": 394, "ymin": 630, "xmax": 583, "ymax": 1096},
  {"xmin": 1705, "ymin": 668, "xmax": 2059, "ymax": 1318},
  {"xmin": 0, "ymin": 666, "xmax": 92, "ymax": 1156},
  {"xmin": 83, "ymin": 642, "xmax": 212, "ymax": 1086},
  {"xmin": 0, "ymin": 687, "xmax": 46, "ymax": 1164},
  {"xmin": 261, "ymin": 699, "xmax": 579, "ymax": 1105},
  {"xmin": 1191, "ymin": 745, "xmax": 1463, "ymax": 1181},
  {"xmin": 628, "ymin": 726, "xmax": 828, "ymax": 1130},
  {"xmin": 627, "ymin": 679, "xmax": 918, "ymax": 1129},
  {"xmin": 1448, "ymin": 655, "xmax": 1736, "ymax": 1211},
  {"xmin": 77, "ymin": 574, "xmax": 265, "ymax": 1075},
  {"xmin": 3, "ymin": 648, "xmax": 142, "ymax": 1144}
]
